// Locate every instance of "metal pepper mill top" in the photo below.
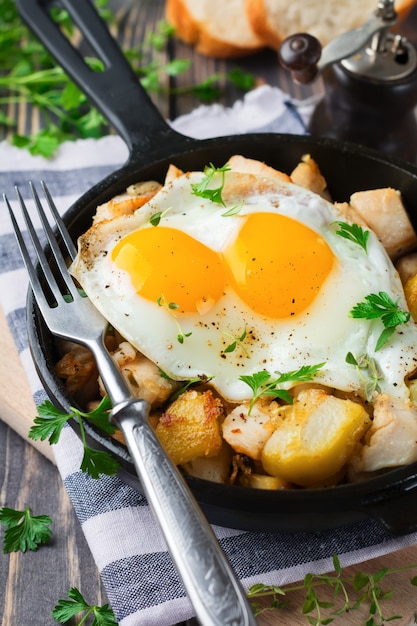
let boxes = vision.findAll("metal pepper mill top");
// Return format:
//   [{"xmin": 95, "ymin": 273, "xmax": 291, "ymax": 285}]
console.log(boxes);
[{"xmin": 278, "ymin": 0, "xmax": 417, "ymax": 162}]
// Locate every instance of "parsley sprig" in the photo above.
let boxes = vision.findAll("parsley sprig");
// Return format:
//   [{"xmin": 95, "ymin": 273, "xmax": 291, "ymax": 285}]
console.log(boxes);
[
  {"xmin": 53, "ymin": 587, "xmax": 117, "ymax": 626},
  {"xmin": 345, "ymin": 352, "xmax": 383, "ymax": 401},
  {"xmin": 350, "ymin": 291, "xmax": 411, "ymax": 352},
  {"xmin": 0, "ymin": 4, "xmax": 255, "ymax": 157},
  {"xmin": 191, "ymin": 163, "xmax": 231, "ymax": 206},
  {"xmin": 0, "ymin": 506, "xmax": 52, "ymax": 553},
  {"xmin": 29, "ymin": 397, "xmax": 120, "ymax": 479},
  {"xmin": 333, "ymin": 221, "xmax": 370, "ymax": 253},
  {"xmin": 239, "ymin": 363, "xmax": 325, "ymax": 414},
  {"xmin": 248, "ymin": 554, "xmax": 417, "ymax": 626}
]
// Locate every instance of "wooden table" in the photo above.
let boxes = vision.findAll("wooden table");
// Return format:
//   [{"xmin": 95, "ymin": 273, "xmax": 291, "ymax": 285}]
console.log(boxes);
[{"xmin": 2, "ymin": 2, "xmax": 417, "ymax": 625}]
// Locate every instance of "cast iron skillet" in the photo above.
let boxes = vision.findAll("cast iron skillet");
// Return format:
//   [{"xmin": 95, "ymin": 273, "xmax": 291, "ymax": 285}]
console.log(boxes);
[{"xmin": 18, "ymin": 0, "xmax": 417, "ymax": 534}]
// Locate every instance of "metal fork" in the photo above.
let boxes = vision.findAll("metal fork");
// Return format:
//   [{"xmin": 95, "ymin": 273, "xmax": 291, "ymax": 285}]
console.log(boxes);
[{"xmin": 4, "ymin": 182, "xmax": 257, "ymax": 626}]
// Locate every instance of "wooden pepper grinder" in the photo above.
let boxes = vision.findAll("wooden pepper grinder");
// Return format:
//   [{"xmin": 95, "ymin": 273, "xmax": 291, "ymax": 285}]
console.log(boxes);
[{"xmin": 278, "ymin": 0, "xmax": 417, "ymax": 163}]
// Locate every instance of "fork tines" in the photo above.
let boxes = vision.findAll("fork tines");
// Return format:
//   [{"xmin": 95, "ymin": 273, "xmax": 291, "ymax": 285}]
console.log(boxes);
[{"xmin": 4, "ymin": 182, "xmax": 77, "ymax": 311}]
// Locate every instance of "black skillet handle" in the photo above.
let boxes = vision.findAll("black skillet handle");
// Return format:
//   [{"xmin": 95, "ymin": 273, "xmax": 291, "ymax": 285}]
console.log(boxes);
[{"xmin": 15, "ymin": 0, "xmax": 190, "ymax": 157}]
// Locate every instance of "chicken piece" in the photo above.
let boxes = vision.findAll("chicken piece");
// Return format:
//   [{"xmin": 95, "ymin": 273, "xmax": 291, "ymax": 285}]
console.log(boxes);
[
  {"xmin": 350, "ymin": 393, "xmax": 417, "ymax": 474},
  {"xmin": 155, "ymin": 389, "xmax": 223, "ymax": 465},
  {"xmin": 92, "ymin": 180, "xmax": 161, "ymax": 223},
  {"xmin": 396, "ymin": 251, "xmax": 417, "ymax": 285},
  {"xmin": 227, "ymin": 154, "xmax": 291, "ymax": 182},
  {"xmin": 350, "ymin": 187, "xmax": 417, "ymax": 260},
  {"xmin": 261, "ymin": 388, "xmax": 371, "ymax": 487},
  {"xmin": 55, "ymin": 344, "xmax": 98, "ymax": 401},
  {"xmin": 102, "ymin": 341, "xmax": 180, "ymax": 407},
  {"xmin": 290, "ymin": 154, "xmax": 331, "ymax": 200},
  {"xmin": 333, "ymin": 201, "xmax": 368, "ymax": 227},
  {"xmin": 222, "ymin": 402, "xmax": 274, "ymax": 460},
  {"xmin": 181, "ymin": 441, "xmax": 233, "ymax": 483},
  {"xmin": 164, "ymin": 163, "xmax": 184, "ymax": 183}
]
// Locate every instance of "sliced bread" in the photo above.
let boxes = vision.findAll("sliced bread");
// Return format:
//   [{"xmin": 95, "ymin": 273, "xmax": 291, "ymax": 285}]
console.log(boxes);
[
  {"xmin": 165, "ymin": 0, "xmax": 265, "ymax": 57},
  {"xmin": 246, "ymin": 0, "xmax": 416, "ymax": 49}
]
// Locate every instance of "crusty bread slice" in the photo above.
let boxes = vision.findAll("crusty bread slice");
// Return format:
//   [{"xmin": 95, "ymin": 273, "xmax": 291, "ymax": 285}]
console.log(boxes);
[
  {"xmin": 166, "ymin": 0, "xmax": 265, "ymax": 58},
  {"xmin": 246, "ymin": 0, "xmax": 416, "ymax": 49}
]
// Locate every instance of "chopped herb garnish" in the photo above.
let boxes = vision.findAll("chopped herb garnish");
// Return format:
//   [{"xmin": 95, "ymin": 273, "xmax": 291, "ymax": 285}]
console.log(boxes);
[
  {"xmin": 240, "ymin": 363, "xmax": 325, "ymax": 414},
  {"xmin": 223, "ymin": 326, "xmax": 248, "ymax": 355},
  {"xmin": 346, "ymin": 351, "xmax": 383, "ymax": 400},
  {"xmin": 191, "ymin": 163, "xmax": 231, "ymax": 206},
  {"xmin": 157, "ymin": 293, "xmax": 192, "ymax": 343},
  {"xmin": 149, "ymin": 206, "xmax": 172, "ymax": 226},
  {"xmin": 350, "ymin": 291, "xmax": 411, "ymax": 351},
  {"xmin": 333, "ymin": 221, "xmax": 370, "ymax": 253}
]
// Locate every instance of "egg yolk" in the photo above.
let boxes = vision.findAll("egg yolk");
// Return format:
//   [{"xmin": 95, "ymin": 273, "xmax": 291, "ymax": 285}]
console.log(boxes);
[
  {"xmin": 223, "ymin": 213, "xmax": 335, "ymax": 318},
  {"xmin": 112, "ymin": 226, "xmax": 226, "ymax": 314}
]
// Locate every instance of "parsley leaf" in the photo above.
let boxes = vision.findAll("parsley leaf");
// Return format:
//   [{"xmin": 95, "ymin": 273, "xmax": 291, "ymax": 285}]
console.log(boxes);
[
  {"xmin": 191, "ymin": 163, "xmax": 231, "ymax": 206},
  {"xmin": 333, "ymin": 221, "xmax": 370, "ymax": 253},
  {"xmin": 29, "ymin": 397, "xmax": 119, "ymax": 479},
  {"xmin": 239, "ymin": 363, "xmax": 325, "ymax": 414},
  {"xmin": 0, "ymin": 506, "xmax": 52, "ymax": 553},
  {"xmin": 52, "ymin": 587, "xmax": 117, "ymax": 625},
  {"xmin": 345, "ymin": 352, "xmax": 383, "ymax": 401},
  {"xmin": 350, "ymin": 291, "xmax": 411, "ymax": 351}
]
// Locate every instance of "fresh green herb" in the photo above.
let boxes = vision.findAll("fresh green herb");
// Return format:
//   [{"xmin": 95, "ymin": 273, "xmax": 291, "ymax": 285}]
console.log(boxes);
[
  {"xmin": 350, "ymin": 291, "xmax": 411, "ymax": 351},
  {"xmin": 157, "ymin": 293, "xmax": 192, "ymax": 343},
  {"xmin": 149, "ymin": 206, "xmax": 172, "ymax": 226},
  {"xmin": 52, "ymin": 587, "xmax": 117, "ymax": 625},
  {"xmin": 169, "ymin": 375, "xmax": 215, "ymax": 402},
  {"xmin": 239, "ymin": 363, "xmax": 325, "ymax": 414},
  {"xmin": 248, "ymin": 554, "xmax": 417, "ymax": 626},
  {"xmin": 333, "ymin": 221, "xmax": 370, "ymax": 253},
  {"xmin": 221, "ymin": 202, "xmax": 244, "ymax": 217},
  {"xmin": 0, "ymin": 506, "xmax": 52, "ymax": 553},
  {"xmin": 223, "ymin": 326, "xmax": 248, "ymax": 355},
  {"xmin": 29, "ymin": 397, "xmax": 120, "ymax": 479},
  {"xmin": 0, "ymin": 0, "xmax": 111, "ymax": 157},
  {"xmin": 191, "ymin": 163, "xmax": 231, "ymax": 206},
  {"xmin": 0, "ymin": 6, "xmax": 255, "ymax": 156},
  {"xmin": 345, "ymin": 352, "xmax": 383, "ymax": 401}
]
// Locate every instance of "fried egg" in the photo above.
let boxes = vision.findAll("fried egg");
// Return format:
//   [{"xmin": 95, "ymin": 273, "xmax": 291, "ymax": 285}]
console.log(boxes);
[{"xmin": 70, "ymin": 169, "xmax": 417, "ymax": 403}]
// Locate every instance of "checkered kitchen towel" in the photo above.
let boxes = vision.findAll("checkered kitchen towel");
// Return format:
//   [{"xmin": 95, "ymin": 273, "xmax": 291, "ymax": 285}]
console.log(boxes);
[{"xmin": 2, "ymin": 85, "xmax": 417, "ymax": 626}]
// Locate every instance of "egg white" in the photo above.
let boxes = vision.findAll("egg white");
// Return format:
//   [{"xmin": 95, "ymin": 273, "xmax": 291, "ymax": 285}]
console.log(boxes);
[{"xmin": 70, "ymin": 170, "xmax": 417, "ymax": 403}]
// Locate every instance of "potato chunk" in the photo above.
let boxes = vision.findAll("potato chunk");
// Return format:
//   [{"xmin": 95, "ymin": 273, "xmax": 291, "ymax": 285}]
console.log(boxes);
[
  {"xmin": 155, "ymin": 389, "xmax": 223, "ymax": 465},
  {"xmin": 350, "ymin": 188, "xmax": 417, "ymax": 260},
  {"xmin": 261, "ymin": 389, "xmax": 370, "ymax": 487}
]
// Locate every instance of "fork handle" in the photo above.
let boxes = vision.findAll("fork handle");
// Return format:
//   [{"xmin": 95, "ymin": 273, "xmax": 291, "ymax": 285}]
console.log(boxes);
[{"xmin": 111, "ymin": 400, "xmax": 257, "ymax": 626}]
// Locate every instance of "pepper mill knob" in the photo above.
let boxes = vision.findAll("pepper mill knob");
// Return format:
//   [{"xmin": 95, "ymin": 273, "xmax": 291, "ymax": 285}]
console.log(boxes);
[{"xmin": 279, "ymin": 33, "xmax": 322, "ymax": 84}]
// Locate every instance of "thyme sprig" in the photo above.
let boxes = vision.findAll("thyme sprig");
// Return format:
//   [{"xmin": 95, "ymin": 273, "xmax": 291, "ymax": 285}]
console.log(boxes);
[{"xmin": 248, "ymin": 554, "xmax": 417, "ymax": 626}]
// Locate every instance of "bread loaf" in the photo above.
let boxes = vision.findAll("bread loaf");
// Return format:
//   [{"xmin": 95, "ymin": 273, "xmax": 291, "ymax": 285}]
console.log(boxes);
[
  {"xmin": 246, "ymin": 0, "xmax": 415, "ymax": 49},
  {"xmin": 166, "ymin": 0, "xmax": 415, "ymax": 57},
  {"xmin": 165, "ymin": 0, "xmax": 264, "ymax": 58}
]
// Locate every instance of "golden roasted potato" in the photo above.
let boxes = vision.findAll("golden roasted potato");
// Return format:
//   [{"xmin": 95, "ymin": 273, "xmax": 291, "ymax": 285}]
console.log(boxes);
[
  {"xmin": 404, "ymin": 273, "xmax": 417, "ymax": 320},
  {"xmin": 155, "ymin": 389, "xmax": 223, "ymax": 465},
  {"xmin": 261, "ymin": 389, "xmax": 371, "ymax": 487}
]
